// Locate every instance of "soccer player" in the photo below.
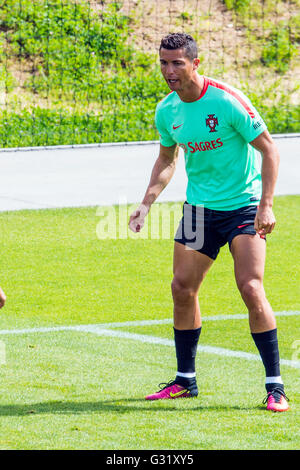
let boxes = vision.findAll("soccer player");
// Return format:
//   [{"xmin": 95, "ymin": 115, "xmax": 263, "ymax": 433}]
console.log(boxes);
[
  {"xmin": 0, "ymin": 286, "xmax": 6, "ymax": 309},
  {"xmin": 129, "ymin": 33, "xmax": 289, "ymax": 412}
]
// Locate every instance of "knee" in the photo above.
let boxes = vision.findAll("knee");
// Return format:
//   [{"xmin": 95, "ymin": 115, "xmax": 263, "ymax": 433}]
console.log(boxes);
[
  {"xmin": 238, "ymin": 278, "xmax": 264, "ymax": 304},
  {"xmin": 171, "ymin": 277, "xmax": 197, "ymax": 304}
]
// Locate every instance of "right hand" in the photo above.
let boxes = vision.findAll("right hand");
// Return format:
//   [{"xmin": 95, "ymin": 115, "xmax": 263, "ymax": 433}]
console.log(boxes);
[
  {"xmin": 0, "ymin": 286, "xmax": 6, "ymax": 309},
  {"xmin": 128, "ymin": 204, "xmax": 150, "ymax": 233}
]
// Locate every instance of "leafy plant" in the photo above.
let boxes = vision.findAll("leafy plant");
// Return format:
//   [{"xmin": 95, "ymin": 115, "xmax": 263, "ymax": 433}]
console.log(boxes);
[
  {"xmin": 0, "ymin": 0, "xmax": 298, "ymax": 148},
  {"xmin": 261, "ymin": 25, "xmax": 297, "ymax": 73},
  {"xmin": 223, "ymin": 0, "xmax": 251, "ymax": 13}
]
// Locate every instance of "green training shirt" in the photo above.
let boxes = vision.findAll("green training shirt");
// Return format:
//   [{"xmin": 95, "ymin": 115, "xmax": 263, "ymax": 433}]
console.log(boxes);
[{"xmin": 155, "ymin": 76, "xmax": 267, "ymax": 210}]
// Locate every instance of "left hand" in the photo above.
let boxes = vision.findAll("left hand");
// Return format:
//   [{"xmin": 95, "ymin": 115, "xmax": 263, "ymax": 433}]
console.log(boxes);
[{"xmin": 254, "ymin": 205, "xmax": 276, "ymax": 235}]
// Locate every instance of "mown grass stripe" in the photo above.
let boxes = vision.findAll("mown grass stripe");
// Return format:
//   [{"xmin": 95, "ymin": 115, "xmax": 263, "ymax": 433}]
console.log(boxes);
[
  {"xmin": 77, "ymin": 326, "xmax": 300, "ymax": 370},
  {"xmin": 0, "ymin": 310, "xmax": 298, "ymax": 335},
  {"xmin": 0, "ymin": 312, "xmax": 299, "ymax": 370}
]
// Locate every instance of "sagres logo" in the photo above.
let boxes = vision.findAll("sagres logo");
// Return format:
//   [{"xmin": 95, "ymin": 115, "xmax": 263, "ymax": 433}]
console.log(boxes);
[{"xmin": 206, "ymin": 114, "xmax": 219, "ymax": 132}]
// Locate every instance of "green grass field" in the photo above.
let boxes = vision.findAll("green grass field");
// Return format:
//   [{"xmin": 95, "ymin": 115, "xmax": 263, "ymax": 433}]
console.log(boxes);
[{"xmin": 0, "ymin": 196, "xmax": 299, "ymax": 450}]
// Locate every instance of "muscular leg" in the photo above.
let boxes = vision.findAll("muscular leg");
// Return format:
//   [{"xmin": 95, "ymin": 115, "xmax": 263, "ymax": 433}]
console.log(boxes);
[
  {"xmin": 172, "ymin": 241, "xmax": 214, "ymax": 330},
  {"xmin": 170, "ymin": 241, "xmax": 214, "ymax": 390},
  {"xmin": 230, "ymin": 234, "xmax": 288, "ymax": 409},
  {"xmin": 145, "ymin": 238, "xmax": 214, "ymax": 400},
  {"xmin": 230, "ymin": 234, "xmax": 275, "ymax": 333}
]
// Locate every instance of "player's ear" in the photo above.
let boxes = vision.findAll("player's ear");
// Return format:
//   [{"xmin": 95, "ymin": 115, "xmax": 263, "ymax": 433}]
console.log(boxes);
[{"xmin": 192, "ymin": 58, "xmax": 200, "ymax": 70}]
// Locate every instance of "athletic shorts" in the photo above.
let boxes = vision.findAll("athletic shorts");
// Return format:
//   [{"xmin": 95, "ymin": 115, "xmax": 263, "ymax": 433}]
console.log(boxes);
[{"xmin": 174, "ymin": 202, "xmax": 265, "ymax": 260}]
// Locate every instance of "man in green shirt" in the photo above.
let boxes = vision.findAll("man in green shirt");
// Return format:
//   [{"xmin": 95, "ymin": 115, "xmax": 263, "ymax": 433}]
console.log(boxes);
[{"xmin": 129, "ymin": 33, "xmax": 289, "ymax": 411}]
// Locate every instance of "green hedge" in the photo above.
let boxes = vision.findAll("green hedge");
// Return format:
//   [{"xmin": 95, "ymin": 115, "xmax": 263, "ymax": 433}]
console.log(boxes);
[
  {"xmin": 0, "ymin": 0, "xmax": 299, "ymax": 148},
  {"xmin": 0, "ymin": 100, "xmax": 298, "ymax": 148}
]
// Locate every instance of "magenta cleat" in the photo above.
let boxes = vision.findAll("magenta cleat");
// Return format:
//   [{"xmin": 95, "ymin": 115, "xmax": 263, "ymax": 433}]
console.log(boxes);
[
  {"xmin": 263, "ymin": 387, "xmax": 290, "ymax": 412},
  {"xmin": 145, "ymin": 380, "xmax": 198, "ymax": 400}
]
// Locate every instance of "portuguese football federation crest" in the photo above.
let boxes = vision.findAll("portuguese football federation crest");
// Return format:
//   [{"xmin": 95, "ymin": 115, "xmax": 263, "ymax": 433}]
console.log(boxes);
[
  {"xmin": 179, "ymin": 143, "xmax": 188, "ymax": 154},
  {"xmin": 206, "ymin": 114, "xmax": 218, "ymax": 132}
]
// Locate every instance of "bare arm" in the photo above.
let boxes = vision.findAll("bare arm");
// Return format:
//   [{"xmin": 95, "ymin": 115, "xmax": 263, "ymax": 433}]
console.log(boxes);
[
  {"xmin": 142, "ymin": 143, "xmax": 179, "ymax": 207},
  {"xmin": 250, "ymin": 130, "xmax": 280, "ymax": 234},
  {"xmin": 129, "ymin": 143, "xmax": 179, "ymax": 232}
]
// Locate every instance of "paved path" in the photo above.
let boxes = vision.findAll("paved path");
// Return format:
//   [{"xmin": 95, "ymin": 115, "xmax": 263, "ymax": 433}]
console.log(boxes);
[{"xmin": 0, "ymin": 135, "xmax": 299, "ymax": 211}]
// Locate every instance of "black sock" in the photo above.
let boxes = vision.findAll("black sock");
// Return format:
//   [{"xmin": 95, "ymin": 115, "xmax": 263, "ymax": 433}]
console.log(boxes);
[
  {"xmin": 174, "ymin": 327, "xmax": 201, "ymax": 386},
  {"xmin": 251, "ymin": 328, "xmax": 281, "ymax": 378},
  {"xmin": 265, "ymin": 382, "xmax": 284, "ymax": 394}
]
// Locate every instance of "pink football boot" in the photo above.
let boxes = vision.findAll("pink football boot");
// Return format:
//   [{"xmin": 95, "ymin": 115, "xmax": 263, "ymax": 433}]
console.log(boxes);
[
  {"xmin": 145, "ymin": 380, "xmax": 198, "ymax": 400},
  {"xmin": 263, "ymin": 387, "xmax": 290, "ymax": 412}
]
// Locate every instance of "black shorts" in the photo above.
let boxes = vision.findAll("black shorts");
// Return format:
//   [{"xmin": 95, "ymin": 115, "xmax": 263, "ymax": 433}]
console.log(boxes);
[{"xmin": 174, "ymin": 202, "xmax": 264, "ymax": 260}]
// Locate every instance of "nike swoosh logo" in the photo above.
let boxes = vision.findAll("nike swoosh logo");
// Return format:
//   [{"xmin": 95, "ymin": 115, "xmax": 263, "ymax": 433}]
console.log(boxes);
[
  {"xmin": 173, "ymin": 124, "xmax": 183, "ymax": 129},
  {"xmin": 169, "ymin": 389, "xmax": 189, "ymax": 398},
  {"xmin": 237, "ymin": 223, "xmax": 251, "ymax": 228}
]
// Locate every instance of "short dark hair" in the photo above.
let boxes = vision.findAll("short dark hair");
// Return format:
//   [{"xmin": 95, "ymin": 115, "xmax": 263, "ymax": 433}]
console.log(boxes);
[{"xmin": 159, "ymin": 33, "xmax": 198, "ymax": 61}]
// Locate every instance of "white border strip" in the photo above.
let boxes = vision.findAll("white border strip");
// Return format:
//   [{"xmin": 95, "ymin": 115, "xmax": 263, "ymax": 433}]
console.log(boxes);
[
  {"xmin": 64, "ymin": 325, "xmax": 300, "ymax": 370},
  {"xmin": 0, "ymin": 311, "xmax": 299, "ymax": 369},
  {"xmin": 0, "ymin": 311, "xmax": 298, "ymax": 335},
  {"xmin": 0, "ymin": 140, "xmax": 160, "ymax": 153},
  {"xmin": 0, "ymin": 134, "xmax": 299, "ymax": 153}
]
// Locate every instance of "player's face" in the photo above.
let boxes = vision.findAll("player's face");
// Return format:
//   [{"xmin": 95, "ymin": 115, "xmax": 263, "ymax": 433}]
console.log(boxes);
[{"xmin": 159, "ymin": 48, "xmax": 199, "ymax": 92}]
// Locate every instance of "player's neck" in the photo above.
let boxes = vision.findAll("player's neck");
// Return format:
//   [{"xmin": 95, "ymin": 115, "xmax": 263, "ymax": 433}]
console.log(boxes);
[{"xmin": 176, "ymin": 74, "xmax": 204, "ymax": 103}]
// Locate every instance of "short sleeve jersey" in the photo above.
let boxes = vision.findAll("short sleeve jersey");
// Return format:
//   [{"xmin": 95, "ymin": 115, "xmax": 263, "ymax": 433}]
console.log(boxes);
[{"xmin": 155, "ymin": 76, "xmax": 267, "ymax": 210}]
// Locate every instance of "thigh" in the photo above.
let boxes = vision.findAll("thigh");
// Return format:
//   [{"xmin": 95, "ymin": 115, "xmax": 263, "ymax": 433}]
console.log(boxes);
[
  {"xmin": 226, "ymin": 205, "xmax": 260, "ymax": 250},
  {"xmin": 173, "ymin": 240, "xmax": 214, "ymax": 291},
  {"xmin": 230, "ymin": 234, "xmax": 266, "ymax": 288},
  {"xmin": 174, "ymin": 203, "xmax": 221, "ymax": 260}
]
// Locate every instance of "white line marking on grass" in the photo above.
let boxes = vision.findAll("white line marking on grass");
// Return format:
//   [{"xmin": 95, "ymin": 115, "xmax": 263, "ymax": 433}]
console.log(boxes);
[
  {"xmin": 79, "ymin": 310, "xmax": 300, "ymax": 327},
  {"xmin": 0, "ymin": 326, "xmax": 77, "ymax": 335},
  {"xmin": 203, "ymin": 311, "xmax": 300, "ymax": 322},
  {"xmin": 0, "ymin": 311, "xmax": 298, "ymax": 335},
  {"xmin": 0, "ymin": 311, "xmax": 299, "ymax": 369},
  {"xmin": 75, "ymin": 326, "xmax": 300, "ymax": 370}
]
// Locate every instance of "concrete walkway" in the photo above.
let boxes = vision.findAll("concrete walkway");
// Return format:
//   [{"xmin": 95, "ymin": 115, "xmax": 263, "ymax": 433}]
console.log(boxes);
[{"xmin": 0, "ymin": 134, "xmax": 299, "ymax": 211}]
